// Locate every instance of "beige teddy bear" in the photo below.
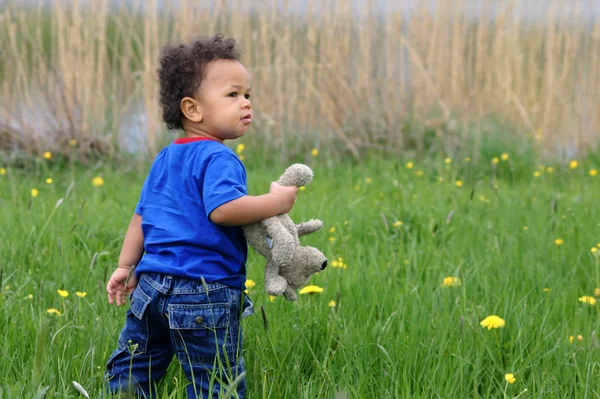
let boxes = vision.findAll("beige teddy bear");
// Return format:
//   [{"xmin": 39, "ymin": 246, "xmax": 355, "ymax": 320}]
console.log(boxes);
[{"xmin": 243, "ymin": 164, "xmax": 327, "ymax": 301}]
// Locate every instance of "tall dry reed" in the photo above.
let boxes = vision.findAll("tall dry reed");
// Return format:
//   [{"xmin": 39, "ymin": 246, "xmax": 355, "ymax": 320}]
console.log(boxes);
[{"xmin": 0, "ymin": 0, "xmax": 598, "ymax": 159}]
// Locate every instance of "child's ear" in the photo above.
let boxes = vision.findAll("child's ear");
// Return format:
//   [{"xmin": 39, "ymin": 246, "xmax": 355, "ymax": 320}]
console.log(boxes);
[{"xmin": 180, "ymin": 97, "xmax": 203, "ymax": 123}]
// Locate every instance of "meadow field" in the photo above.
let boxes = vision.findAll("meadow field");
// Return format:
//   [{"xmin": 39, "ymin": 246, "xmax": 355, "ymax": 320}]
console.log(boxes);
[
  {"xmin": 1, "ymin": 147, "xmax": 600, "ymax": 398},
  {"xmin": 2, "ymin": 0, "xmax": 600, "ymax": 397}
]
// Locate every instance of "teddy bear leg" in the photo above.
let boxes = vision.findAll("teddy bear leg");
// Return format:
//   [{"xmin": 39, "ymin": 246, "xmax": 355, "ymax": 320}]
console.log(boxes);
[
  {"xmin": 283, "ymin": 287, "xmax": 298, "ymax": 301},
  {"xmin": 264, "ymin": 261, "xmax": 287, "ymax": 296}
]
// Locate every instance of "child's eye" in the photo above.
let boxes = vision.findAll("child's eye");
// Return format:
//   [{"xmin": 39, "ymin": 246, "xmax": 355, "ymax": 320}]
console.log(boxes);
[
  {"xmin": 244, "ymin": 94, "xmax": 251, "ymax": 99},
  {"xmin": 228, "ymin": 92, "xmax": 238, "ymax": 98}
]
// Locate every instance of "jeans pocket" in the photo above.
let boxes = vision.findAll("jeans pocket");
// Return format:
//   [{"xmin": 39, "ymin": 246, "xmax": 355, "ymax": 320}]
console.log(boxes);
[
  {"xmin": 168, "ymin": 303, "xmax": 240, "ymax": 366},
  {"xmin": 117, "ymin": 285, "xmax": 151, "ymax": 353},
  {"xmin": 242, "ymin": 295, "xmax": 254, "ymax": 319}
]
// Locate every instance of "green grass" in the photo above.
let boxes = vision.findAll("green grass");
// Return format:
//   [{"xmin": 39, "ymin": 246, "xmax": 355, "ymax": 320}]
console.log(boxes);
[{"xmin": 1, "ymin": 151, "xmax": 600, "ymax": 398}]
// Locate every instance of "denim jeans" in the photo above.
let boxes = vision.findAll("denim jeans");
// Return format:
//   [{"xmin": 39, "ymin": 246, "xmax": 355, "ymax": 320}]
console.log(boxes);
[{"xmin": 105, "ymin": 272, "xmax": 253, "ymax": 399}]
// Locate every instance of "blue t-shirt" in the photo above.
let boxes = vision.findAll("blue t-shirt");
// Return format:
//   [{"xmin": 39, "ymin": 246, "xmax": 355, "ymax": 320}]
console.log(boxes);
[{"xmin": 134, "ymin": 138, "xmax": 248, "ymax": 289}]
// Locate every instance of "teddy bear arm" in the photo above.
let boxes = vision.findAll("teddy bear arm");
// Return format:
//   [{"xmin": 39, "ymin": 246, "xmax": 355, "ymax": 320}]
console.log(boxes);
[
  {"xmin": 296, "ymin": 219, "xmax": 324, "ymax": 237},
  {"xmin": 283, "ymin": 287, "xmax": 298, "ymax": 301},
  {"xmin": 264, "ymin": 260, "xmax": 287, "ymax": 296}
]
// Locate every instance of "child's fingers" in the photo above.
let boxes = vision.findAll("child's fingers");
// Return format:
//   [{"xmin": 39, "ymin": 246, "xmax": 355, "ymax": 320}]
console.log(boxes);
[{"xmin": 106, "ymin": 281, "xmax": 115, "ymax": 304}]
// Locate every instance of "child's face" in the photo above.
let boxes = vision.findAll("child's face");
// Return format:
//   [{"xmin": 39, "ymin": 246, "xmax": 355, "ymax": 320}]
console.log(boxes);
[{"xmin": 193, "ymin": 60, "xmax": 252, "ymax": 142}]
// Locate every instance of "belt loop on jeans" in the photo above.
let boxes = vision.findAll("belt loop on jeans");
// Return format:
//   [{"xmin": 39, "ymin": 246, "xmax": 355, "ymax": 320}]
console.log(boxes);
[{"xmin": 165, "ymin": 274, "xmax": 174, "ymax": 293}]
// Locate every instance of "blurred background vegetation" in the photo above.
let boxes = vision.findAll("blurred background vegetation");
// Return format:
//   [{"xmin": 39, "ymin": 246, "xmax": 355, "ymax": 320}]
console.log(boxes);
[{"xmin": 0, "ymin": 0, "xmax": 599, "ymax": 164}]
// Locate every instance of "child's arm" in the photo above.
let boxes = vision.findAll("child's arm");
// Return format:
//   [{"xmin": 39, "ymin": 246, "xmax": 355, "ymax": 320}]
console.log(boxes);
[
  {"xmin": 210, "ymin": 182, "xmax": 298, "ymax": 226},
  {"xmin": 106, "ymin": 213, "xmax": 144, "ymax": 306},
  {"xmin": 117, "ymin": 213, "xmax": 145, "ymax": 268}
]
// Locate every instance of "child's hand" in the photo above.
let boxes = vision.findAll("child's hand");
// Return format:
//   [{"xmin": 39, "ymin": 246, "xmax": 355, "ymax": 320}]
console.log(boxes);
[
  {"xmin": 106, "ymin": 266, "xmax": 138, "ymax": 307},
  {"xmin": 269, "ymin": 182, "xmax": 298, "ymax": 214}
]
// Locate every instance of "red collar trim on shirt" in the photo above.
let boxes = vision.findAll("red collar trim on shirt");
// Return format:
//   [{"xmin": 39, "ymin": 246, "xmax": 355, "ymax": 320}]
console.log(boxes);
[{"xmin": 173, "ymin": 137, "xmax": 220, "ymax": 144}]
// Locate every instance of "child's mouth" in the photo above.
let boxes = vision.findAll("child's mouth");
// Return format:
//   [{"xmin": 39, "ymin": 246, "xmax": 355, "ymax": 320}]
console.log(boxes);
[{"xmin": 241, "ymin": 114, "xmax": 252, "ymax": 124}]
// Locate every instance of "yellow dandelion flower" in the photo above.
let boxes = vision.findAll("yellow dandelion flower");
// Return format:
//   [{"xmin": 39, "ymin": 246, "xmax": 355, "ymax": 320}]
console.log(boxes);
[
  {"xmin": 403, "ymin": 259, "xmax": 409, "ymax": 265},
  {"xmin": 406, "ymin": 162, "xmax": 414, "ymax": 169},
  {"xmin": 523, "ymin": 226, "xmax": 528, "ymax": 231},
  {"xmin": 546, "ymin": 167, "xmax": 554, "ymax": 173},
  {"xmin": 569, "ymin": 160, "xmax": 578, "ymax": 169},
  {"xmin": 415, "ymin": 170, "xmax": 424, "ymax": 177},
  {"xmin": 268, "ymin": 295, "xmax": 276, "ymax": 303},
  {"xmin": 353, "ymin": 185, "xmax": 360, "ymax": 191},
  {"xmin": 505, "ymin": 373, "xmax": 516, "ymax": 384},
  {"xmin": 239, "ymin": 155, "xmax": 245, "ymax": 161},
  {"xmin": 365, "ymin": 177, "xmax": 372, "ymax": 184},
  {"xmin": 533, "ymin": 171, "xmax": 541, "ymax": 177},
  {"xmin": 76, "ymin": 291, "xmax": 87, "ymax": 298},
  {"xmin": 328, "ymin": 300, "xmax": 336, "ymax": 307},
  {"xmin": 43, "ymin": 151, "xmax": 52, "ymax": 159},
  {"xmin": 0, "ymin": 168, "xmax": 5, "ymax": 175},
  {"xmin": 441, "ymin": 277, "xmax": 461, "ymax": 288},
  {"xmin": 299, "ymin": 285, "xmax": 323, "ymax": 295},
  {"xmin": 31, "ymin": 188, "xmax": 39, "ymax": 197},
  {"xmin": 57, "ymin": 289, "xmax": 69, "ymax": 298},
  {"xmin": 25, "ymin": 294, "xmax": 33, "ymax": 299},
  {"xmin": 578, "ymin": 296, "xmax": 597, "ymax": 305},
  {"xmin": 235, "ymin": 144, "xmax": 245, "ymax": 154},
  {"xmin": 92, "ymin": 177, "xmax": 104, "ymax": 187},
  {"xmin": 438, "ymin": 177, "xmax": 444, "ymax": 182},
  {"xmin": 47, "ymin": 308, "xmax": 62, "ymax": 316},
  {"xmin": 45, "ymin": 178, "xmax": 53, "ymax": 184},
  {"xmin": 465, "ymin": 157, "xmax": 471, "ymax": 163},
  {"xmin": 554, "ymin": 238, "xmax": 563, "ymax": 246},
  {"xmin": 480, "ymin": 315, "xmax": 505, "ymax": 330},
  {"xmin": 501, "ymin": 153, "xmax": 509, "ymax": 161},
  {"xmin": 491, "ymin": 157, "xmax": 499, "ymax": 165},
  {"xmin": 68, "ymin": 139, "xmax": 77, "ymax": 147},
  {"xmin": 595, "ymin": 288, "xmax": 600, "ymax": 297},
  {"xmin": 332, "ymin": 260, "xmax": 339, "ymax": 268},
  {"xmin": 543, "ymin": 287, "xmax": 550, "ymax": 293},
  {"xmin": 245, "ymin": 280, "xmax": 256, "ymax": 290},
  {"xmin": 455, "ymin": 180, "xmax": 463, "ymax": 187},
  {"xmin": 578, "ymin": 335, "xmax": 584, "ymax": 341},
  {"xmin": 329, "ymin": 227, "xmax": 336, "ymax": 233},
  {"xmin": 591, "ymin": 247, "xmax": 598, "ymax": 254},
  {"xmin": 444, "ymin": 158, "xmax": 452, "ymax": 164},
  {"xmin": 299, "ymin": 186, "xmax": 306, "ymax": 191},
  {"xmin": 329, "ymin": 237, "xmax": 336, "ymax": 243},
  {"xmin": 569, "ymin": 335, "xmax": 574, "ymax": 343},
  {"xmin": 589, "ymin": 169, "xmax": 598, "ymax": 177},
  {"xmin": 393, "ymin": 221, "xmax": 403, "ymax": 228},
  {"xmin": 311, "ymin": 148, "xmax": 319, "ymax": 156}
]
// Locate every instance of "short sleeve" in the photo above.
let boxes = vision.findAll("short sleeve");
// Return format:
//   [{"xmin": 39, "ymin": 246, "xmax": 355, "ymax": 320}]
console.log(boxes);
[
  {"xmin": 135, "ymin": 178, "xmax": 148, "ymax": 216},
  {"xmin": 203, "ymin": 153, "xmax": 247, "ymax": 217}
]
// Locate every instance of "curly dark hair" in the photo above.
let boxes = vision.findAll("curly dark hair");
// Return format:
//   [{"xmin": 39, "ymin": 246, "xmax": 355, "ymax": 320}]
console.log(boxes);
[{"xmin": 158, "ymin": 34, "xmax": 242, "ymax": 130}]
